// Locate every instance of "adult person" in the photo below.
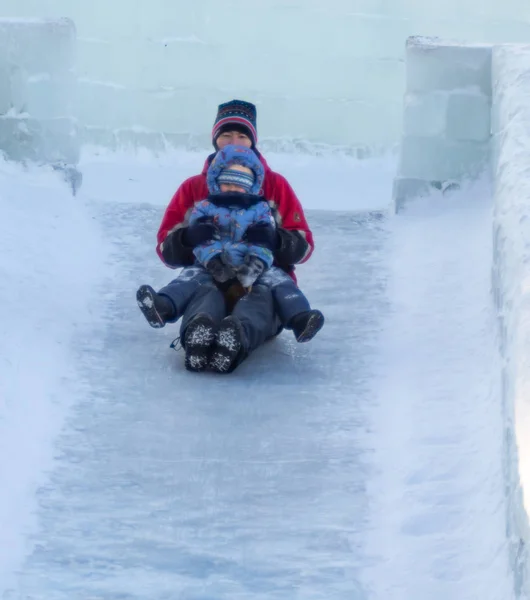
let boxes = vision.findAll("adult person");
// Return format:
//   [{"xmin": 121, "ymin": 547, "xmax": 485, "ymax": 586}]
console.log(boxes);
[{"xmin": 137, "ymin": 100, "xmax": 318, "ymax": 373}]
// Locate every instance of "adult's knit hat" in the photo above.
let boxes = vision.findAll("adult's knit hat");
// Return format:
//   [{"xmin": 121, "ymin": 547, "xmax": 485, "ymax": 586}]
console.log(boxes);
[{"xmin": 212, "ymin": 100, "xmax": 258, "ymax": 148}]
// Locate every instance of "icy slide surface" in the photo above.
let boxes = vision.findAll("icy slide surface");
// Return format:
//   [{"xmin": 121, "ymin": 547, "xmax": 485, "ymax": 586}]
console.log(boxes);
[
  {"xmin": 0, "ymin": 156, "xmax": 514, "ymax": 599},
  {"xmin": 9, "ymin": 201, "xmax": 387, "ymax": 598}
]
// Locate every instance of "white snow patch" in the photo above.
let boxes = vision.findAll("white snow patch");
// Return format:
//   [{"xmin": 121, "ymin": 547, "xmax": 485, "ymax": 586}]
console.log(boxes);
[
  {"xmin": 363, "ymin": 180, "xmax": 515, "ymax": 600},
  {"xmin": 78, "ymin": 145, "xmax": 396, "ymax": 212},
  {"xmin": 492, "ymin": 43, "xmax": 530, "ymax": 597},
  {"xmin": 0, "ymin": 158, "xmax": 111, "ymax": 593}
]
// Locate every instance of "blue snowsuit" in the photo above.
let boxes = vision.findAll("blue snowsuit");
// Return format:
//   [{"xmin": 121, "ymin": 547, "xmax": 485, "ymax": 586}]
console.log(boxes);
[
  {"xmin": 189, "ymin": 195, "xmax": 275, "ymax": 269},
  {"xmin": 190, "ymin": 143, "xmax": 274, "ymax": 270}
]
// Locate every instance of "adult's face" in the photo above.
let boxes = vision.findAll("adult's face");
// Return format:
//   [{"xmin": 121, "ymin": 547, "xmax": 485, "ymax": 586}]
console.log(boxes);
[{"xmin": 216, "ymin": 130, "xmax": 252, "ymax": 149}]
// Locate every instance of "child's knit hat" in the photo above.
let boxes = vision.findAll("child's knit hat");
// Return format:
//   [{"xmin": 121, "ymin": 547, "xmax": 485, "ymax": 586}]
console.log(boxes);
[{"xmin": 207, "ymin": 144, "xmax": 264, "ymax": 195}]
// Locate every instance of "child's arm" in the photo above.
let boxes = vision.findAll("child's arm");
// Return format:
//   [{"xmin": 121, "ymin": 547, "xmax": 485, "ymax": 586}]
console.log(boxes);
[
  {"xmin": 189, "ymin": 199, "xmax": 215, "ymax": 226},
  {"xmin": 189, "ymin": 200, "xmax": 222, "ymax": 266},
  {"xmin": 254, "ymin": 201, "xmax": 276, "ymax": 227},
  {"xmin": 243, "ymin": 202, "xmax": 275, "ymax": 268}
]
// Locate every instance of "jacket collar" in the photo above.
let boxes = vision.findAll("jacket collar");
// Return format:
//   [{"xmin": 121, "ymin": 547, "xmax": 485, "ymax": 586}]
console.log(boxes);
[{"xmin": 207, "ymin": 191, "xmax": 264, "ymax": 209}]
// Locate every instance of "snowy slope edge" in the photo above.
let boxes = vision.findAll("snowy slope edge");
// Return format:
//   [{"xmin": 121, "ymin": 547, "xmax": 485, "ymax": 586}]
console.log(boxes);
[
  {"xmin": 0, "ymin": 161, "xmax": 110, "ymax": 594},
  {"xmin": 492, "ymin": 44, "xmax": 530, "ymax": 599}
]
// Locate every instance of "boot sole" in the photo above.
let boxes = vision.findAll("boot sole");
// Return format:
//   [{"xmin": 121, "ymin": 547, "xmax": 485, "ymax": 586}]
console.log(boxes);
[
  {"xmin": 209, "ymin": 317, "xmax": 242, "ymax": 373},
  {"xmin": 184, "ymin": 315, "xmax": 217, "ymax": 372},
  {"xmin": 136, "ymin": 285, "xmax": 165, "ymax": 328},
  {"xmin": 296, "ymin": 311, "xmax": 325, "ymax": 343}
]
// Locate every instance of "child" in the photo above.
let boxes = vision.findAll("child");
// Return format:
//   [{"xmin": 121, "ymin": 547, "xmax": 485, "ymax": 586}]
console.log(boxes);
[
  {"xmin": 136, "ymin": 145, "xmax": 324, "ymax": 359},
  {"xmin": 190, "ymin": 147, "xmax": 274, "ymax": 289}
]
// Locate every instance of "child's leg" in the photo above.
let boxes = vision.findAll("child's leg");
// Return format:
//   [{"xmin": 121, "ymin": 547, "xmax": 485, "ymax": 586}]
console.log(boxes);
[
  {"xmin": 137, "ymin": 266, "xmax": 215, "ymax": 328},
  {"xmin": 259, "ymin": 267, "xmax": 324, "ymax": 342},
  {"xmin": 259, "ymin": 267, "xmax": 311, "ymax": 325},
  {"xmin": 158, "ymin": 266, "xmax": 216, "ymax": 320}
]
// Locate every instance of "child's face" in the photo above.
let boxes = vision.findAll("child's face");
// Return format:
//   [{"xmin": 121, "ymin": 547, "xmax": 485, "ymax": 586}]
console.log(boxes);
[
  {"xmin": 219, "ymin": 165, "xmax": 253, "ymax": 194},
  {"xmin": 220, "ymin": 183, "xmax": 247, "ymax": 193}
]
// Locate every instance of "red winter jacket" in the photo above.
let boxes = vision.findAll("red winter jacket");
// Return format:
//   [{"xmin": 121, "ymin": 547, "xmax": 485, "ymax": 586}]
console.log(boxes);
[{"xmin": 156, "ymin": 152, "xmax": 314, "ymax": 281}]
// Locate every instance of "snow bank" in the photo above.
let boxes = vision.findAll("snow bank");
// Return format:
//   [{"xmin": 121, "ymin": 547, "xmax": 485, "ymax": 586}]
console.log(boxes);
[
  {"xmin": 393, "ymin": 37, "xmax": 530, "ymax": 594},
  {"xmin": 492, "ymin": 44, "xmax": 530, "ymax": 598},
  {"xmin": 0, "ymin": 18, "xmax": 79, "ymax": 169},
  {"xmin": 394, "ymin": 37, "xmax": 492, "ymax": 211},
  {"xmin": 0, "ymin": 159, "xmax": 109, "ymax": 593}
]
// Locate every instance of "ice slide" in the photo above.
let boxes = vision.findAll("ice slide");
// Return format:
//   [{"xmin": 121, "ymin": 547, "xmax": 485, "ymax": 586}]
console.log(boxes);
[{"xmin": 1, "ymin": 23, "xmax": 530, "ymax": 600}]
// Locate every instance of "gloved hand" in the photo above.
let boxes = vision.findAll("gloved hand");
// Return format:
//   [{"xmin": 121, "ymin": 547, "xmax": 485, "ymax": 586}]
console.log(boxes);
[
  {"xmin": 236, "ymin": 255, "xmax": 266, "ymax": 288},
  {"xmin": 206, "ymin": 255, "xmax": 236, "ymax": 283},
  {"xmin": 183, "ymin": 218, "xmax": 220, "ymax": 248},
  {"xmin": 243, "ymin": 223, "xmax": 278, "ymax": 252}
]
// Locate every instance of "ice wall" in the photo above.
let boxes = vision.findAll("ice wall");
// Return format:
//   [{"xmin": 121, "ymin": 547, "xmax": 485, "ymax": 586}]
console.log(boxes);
[
  {"xmin": 392, "ymin": 37, "xmax": 530, "ymax": 595},
  {"xmin": 492, "ymin": 44, "xmax": 530, "ymax": 599},
  {"xmin": 0, "ymin": 18, "xmax": 78, "ymax": 167},
  {"xmin": 3, "ymin": 0, "xmax": 530, "ymax": 151},
  {"xmin": 393, "ymin": 37, "xmax": 492, "ymax": 211}
]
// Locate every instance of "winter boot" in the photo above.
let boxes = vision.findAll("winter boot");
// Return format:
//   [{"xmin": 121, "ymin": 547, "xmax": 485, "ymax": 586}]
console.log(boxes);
[
  {"xmin": 136, "ymin": 284, "xmax": 175, "ymax": 328},
  {"xmin": 289, "ymin": 309, "xmax": 325, "ymax": 343},
  {"xmin": 236, "ymin": 256, "xmax": 266, "ymax": 288},
  {"xmin": 183, "ymin": 313, "xmax": 217, "ymax": 372},
  {"xmin": 209, "ymin": 316, "xmax": 244, "ymax": 373}
]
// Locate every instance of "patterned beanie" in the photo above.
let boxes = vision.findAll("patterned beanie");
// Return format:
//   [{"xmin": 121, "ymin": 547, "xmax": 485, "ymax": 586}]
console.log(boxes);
[
  {"xmin": 217, "ymin": 167, "xmax": 255, "ymax": 193},
  {"xmin": 207, "ymin": 144, "xmax": 264, "ymax": 195},
  {"xmin": 212, "ymin": 99, "xmax": 258, "ymax": 148}
]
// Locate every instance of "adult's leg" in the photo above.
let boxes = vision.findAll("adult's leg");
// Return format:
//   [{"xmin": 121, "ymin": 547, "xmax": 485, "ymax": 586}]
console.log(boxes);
[
  {"xmin": 232, "ymin": 283, "xmax": 277, "ymax": 352},
  {"xmin": 178, "ymin": 278, "xmax": 227, "ymax": 345},
  {"xmin": 177, "ymin": 275, "xmax": 228, "ymax": 372}
]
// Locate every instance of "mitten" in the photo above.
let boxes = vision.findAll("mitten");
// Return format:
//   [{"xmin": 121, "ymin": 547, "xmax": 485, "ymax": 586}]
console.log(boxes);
[
  {"xmin": 183, "ymin": 218, "xmax": 220, "ymax": 248},
  {"xmin": 243, "ymin": 223, "xmax": 278, "ymax": 252},
  {"xmin": 236, "ymin": 255, "xmax": 266, "ymax": 288},
  {"xmin": 206, "ymin": 255, "xmax": 236, "ymax": 283}
]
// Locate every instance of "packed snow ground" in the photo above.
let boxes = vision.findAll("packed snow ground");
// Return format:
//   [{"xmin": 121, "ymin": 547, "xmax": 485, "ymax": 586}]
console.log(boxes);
[{"xmin": 0, "ymin": 150, "xmax": 516, "ymax": 598}]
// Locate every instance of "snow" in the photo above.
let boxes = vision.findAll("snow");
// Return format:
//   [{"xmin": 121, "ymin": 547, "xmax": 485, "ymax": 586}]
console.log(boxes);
[
  {"xmin": 0, "ymin": 146, "xmax": 520, "ymax": 599},
  {"xmin": 0, "ymin": 158, "xmax": 110, "ymax": 591},
  {"xmin": 1, "ymin": 149, "xmax": 393, "ymax": 598},
  {"xmin": 2, "ymin": 6, "xmax": 530, "ymax": 599},
  {"xmin": 492, "ymin": 44, "xmax": 530, "ymax": 596},
  {"xmin": 78, "ymin": 146, "xmax": 396, "ymax": 212},
  {"xmin": 364, "ymin": 180, "xmax": 514, "ymax": 600}
]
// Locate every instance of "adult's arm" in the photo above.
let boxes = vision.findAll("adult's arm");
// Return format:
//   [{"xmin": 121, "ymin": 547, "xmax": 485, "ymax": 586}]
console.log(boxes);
[
  {"xmin": 269, "ymin": 173, "xmax": 314, "ymax": 267},
  {"xmin": 156, "ymin": 179, "xmax": 196, "ymax": 268}
]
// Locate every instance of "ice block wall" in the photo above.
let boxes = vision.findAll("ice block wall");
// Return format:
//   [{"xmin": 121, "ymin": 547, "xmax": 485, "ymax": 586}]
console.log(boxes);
[
  {"xmin": 393, "ymin": 37, "xmax": 492, "ymax": 211},
  {"xmin": 2, "ymin": 0, "xmax": 530, "ymax": 151},
  {"xmin": 0, "ymin": 18, "xmax": 78, "ymax": 165}
]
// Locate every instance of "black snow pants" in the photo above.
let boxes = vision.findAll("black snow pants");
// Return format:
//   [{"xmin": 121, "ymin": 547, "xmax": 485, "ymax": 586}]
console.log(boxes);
[{"xmin": 159, "ymin": 266, "xmax": 282, "ymax": 368}]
